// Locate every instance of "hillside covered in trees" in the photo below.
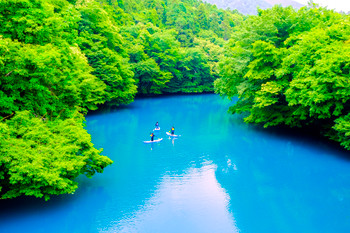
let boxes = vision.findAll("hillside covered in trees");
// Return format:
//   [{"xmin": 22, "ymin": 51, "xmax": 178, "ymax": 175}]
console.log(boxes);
[
  {"xmin": 205, "ymin": 0, "xmax": 303, "ymax": 15},
  {"xmin": 2, "ymin": 0, "xmax": 350, "ymax": 201},
  {"xmin": 215, "ymin": 4, "xmax": 350, "ymax": 150},
  {"xmin": 0, "ymin": 0, "xmax": 241, "ymax": 199}
]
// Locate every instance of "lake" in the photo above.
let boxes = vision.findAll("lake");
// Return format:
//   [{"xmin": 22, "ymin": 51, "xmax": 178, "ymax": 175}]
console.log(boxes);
[{"xmin": 1, "ymin": 94, "xmax": 350, "ymax": 233}]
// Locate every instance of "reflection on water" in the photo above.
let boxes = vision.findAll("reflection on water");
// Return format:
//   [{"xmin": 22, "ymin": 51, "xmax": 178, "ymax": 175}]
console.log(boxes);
[
  {"xmin": 108, "ymin": 164, "xmax": 238, "ymax": 233},
  {"xmin": 2, "ymin": 94, "xmax": 350, "ymax": 233}
]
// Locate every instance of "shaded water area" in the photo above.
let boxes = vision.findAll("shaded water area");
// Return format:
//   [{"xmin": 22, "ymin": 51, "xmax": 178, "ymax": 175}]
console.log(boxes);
[{"xmin": 2, "ymin": 94, "xmax": 350, "ymax": 233}]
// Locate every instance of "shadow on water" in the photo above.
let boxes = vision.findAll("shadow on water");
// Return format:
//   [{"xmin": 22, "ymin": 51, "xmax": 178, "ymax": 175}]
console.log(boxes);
[
  {"xmin": 228, "ymin": 112, "xmax": 350, "ymax": 162},
  {"xmin": 3, "ymin": 94, "xmax": 350, "ymax": 233},
  {"xmin": 88, "ymin": 93, "xmax": 214, "ymax": 117},
  {"xmin": 86, "ymin": 103, "xmax": 139, "ymax": 117},
  {"xmin": 212, "ymin": 110, "xmax": 350, "ymax": 233},
  {"xmin": 0, "ymin": 194, "xmax": 73, "ymax": 217},
  {"xmin": 0, "ymin": 175, "xmax": 115, "ymax": 233},
  {"xmin": 261, "ymin": 125, "xmax": 350, "ymax": 161},
  {"xmin": 0, "ymin": 176, "xmax": 97, "ymax": 218}
]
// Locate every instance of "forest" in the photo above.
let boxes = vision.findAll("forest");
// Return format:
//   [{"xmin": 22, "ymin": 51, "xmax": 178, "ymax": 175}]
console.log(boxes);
[
  {"xmin": 215, "ymin": 4, "xmax": 350, "ymax": 150},
  {"xmin": 1, "ymin": 0, "xmax": 350, "ymax": 200},
  {"xmin": 0, "ymin": 0, "xmax": 241, "ymax": 199}
]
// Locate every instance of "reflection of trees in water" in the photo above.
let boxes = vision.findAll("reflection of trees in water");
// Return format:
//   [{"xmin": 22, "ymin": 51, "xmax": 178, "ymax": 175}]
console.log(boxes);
[
  {"xmin": 4, "ymin": 94, "xmax": 349, "ymax": 232},
  {"xmin": 213, "ymin": 125, "xmax": 350, "ymax": 233},
  {"xmin": 0, "ymin": 182, "xmax": 110, "ymax": 232},
  {"xmin": 80, "ymin": 94, "xmax": 242, "ymax": 229}
]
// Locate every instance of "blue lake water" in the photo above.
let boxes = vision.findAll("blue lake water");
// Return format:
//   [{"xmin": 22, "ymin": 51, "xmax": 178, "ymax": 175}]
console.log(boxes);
[{"xmin": 2, "ymin": 94, "xmax": 350, "ymax": 233}]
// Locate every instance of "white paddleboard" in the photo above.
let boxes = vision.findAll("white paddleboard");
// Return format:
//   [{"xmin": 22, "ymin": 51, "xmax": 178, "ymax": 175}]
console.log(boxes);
[
  {"xmin": 166, "ymin": 132, "xmax": 180, "ymax": 137},
  {"xmin": 143, "ymin": 138, "xmax": 163, "ymax": 144}
]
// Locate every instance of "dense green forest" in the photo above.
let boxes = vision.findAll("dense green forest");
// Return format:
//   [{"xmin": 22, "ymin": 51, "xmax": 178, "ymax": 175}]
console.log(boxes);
[
  {"xmin": 0, "ymin": 0, "xmax": 240, "ymax": 199},
  {"xmin": 2, "ymin": 0, "xmax": 350, "ymax": 200},
  {"xmin": 215, "ymin": 4, "xmax": 350, "ymax": 150}
]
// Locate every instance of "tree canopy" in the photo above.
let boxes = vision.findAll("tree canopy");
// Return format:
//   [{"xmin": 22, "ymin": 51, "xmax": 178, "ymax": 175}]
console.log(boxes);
[
  {"xmin": 215, "ymin": 4, "xmax": 350, "ymax": 150},
  {"xmin": 0, "ymin": 0, "xmax": 240, "ymax": 199}
]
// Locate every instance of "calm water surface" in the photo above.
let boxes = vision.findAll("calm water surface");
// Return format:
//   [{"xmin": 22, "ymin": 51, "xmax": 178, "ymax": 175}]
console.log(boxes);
[{"xmin": 2, "ymin": 94, "xmax": 350, "ymax": 233}]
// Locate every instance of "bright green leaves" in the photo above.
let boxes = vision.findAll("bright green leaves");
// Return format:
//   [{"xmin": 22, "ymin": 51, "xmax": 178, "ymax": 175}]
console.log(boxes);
[
  {"xmin": 0, "ymin": 0, "xmax": 51, "ymax": 44},
  {"xmin": 0, "ymin": 37, "xmax": 106, "ymax": 118},
  {"xmin": 217, "ymin": 5, "xmax": 350, "ymax": 149},
  {"xmin": 160, "ymin": 0, "xmax": 239, "ymax": 44},
  {"xmin": 284, "ymin": 24, "xmax": 350, "ymax": 120},
  {"xmin": 133, "ymin": 58, "xmax": 171, "ymax": 94},
  {"xmin": 214, "ymin": 6, "xmax": 295, "ymax": 102},
  {"xmin": 332, "ymin": 113, "xmax": 350, "ymax": 150},
  {"xmin": 0, "ymin": 0, "xmax": 113, "ymax": 200},
  {"xmin": 121, "ymin": 23, "xmax": 178, "ymax": 94},
  {"xmin": 255, "ymin": 81, "xmax": 283, "ymax": 107},
  {"xmin": 246, "ymin": 41, "xmax": 282, "ymax": 81},
  {"xmin": 0, "ymin": 0, "xmax": 241, "ymax": 199},
  {"xmin": 0, "ymin": 0, "xmax": 80, "ymax": 45},
  {"xmin": 106, "ymin": 0, "xmax": 242, "ymax": 95},
  {"xmin": 77, "ymin": 0, "xmax": 137, "ymax": 105},
  {"xmin": 0, "ymin": 111, "xmax": 112, "ymax": 200},
  {"xmin": 175, "ymin": 47, "xmax": 214, "ymax": 93}
]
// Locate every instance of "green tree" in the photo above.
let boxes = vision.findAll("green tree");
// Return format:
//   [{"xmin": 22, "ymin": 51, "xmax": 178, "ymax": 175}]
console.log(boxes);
[
  {"xmin": 133, "ymin": 59, "xmax": 171, "ymax": 94},
  {"xmin": 216, "ymin": 5, "xmax": 350, "ymax": 150},
  {"xmin": 0, "ymin": 0, "xmax": 80, "ymax": 45},
  {"xmin": 0, "ymin": 0, "xmax": 113, "ymax": 200},
  {"xmin": 174, "ymin": 47, "xmax": 215, "ymax": 93},
  {"xmin": 77, "ymin": 0, "xmax": 137, "ymax": 105},
  {"xmin": 0, "ymin": 37, "xmax": 106, "ymax": 118},
  {"xmin": 0, "ymin": 111, "xmax": 112, "ymax": 200},
  {"xmin": 0, "ymin": 0, "xmax": 242, "ymax": 199}
]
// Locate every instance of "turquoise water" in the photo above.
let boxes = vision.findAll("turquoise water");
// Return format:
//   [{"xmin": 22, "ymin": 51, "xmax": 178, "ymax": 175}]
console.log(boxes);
[{"xmin": 2, "ymin": 94, "xmax": 350, "ymax": 232}]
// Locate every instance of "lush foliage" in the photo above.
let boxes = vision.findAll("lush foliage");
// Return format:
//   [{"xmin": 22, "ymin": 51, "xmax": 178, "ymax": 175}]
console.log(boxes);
[
  {"xmin": 77, "ymin": 0, "xmax": 137, "ymax": 104},
  {"xmin": 118, "ymin": 0, "xmax": 243, "ymax": 94},
  {"xmin": 0, "ymin": 111, "xmax": 112, "ymax": 200},
  {"xmin": 0, "ymin": 0, "xmax": 239, "ymax": 199},
  {"xmin": 0, "ymin": 37, "xmax": 106, "ymax": 118},
  {"xmin": 0, "ymin": 0, "xmax": 113, "ymax": 200},
  {"xmin": 215, "ymin": 4, "xmax": 350, "ymax": 150}
]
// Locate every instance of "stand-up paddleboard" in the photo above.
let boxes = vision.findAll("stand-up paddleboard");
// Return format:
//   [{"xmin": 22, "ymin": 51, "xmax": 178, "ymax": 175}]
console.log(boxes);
[
  {"xmin": 143, "ymin": 138, "xmax": 163, "ymax": 144},
  {"xmin": 153, "ymin": 127, "xmax": 161, "ymax": 131},
  {"xmin": 166, "ymin": 132, "xmax": 180, "ymax": 137}
]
